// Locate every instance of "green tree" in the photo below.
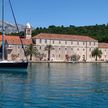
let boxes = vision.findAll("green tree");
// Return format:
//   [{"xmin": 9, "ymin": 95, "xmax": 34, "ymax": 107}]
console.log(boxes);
[
  {"xmin": 71, "ymin": 54, "xmax": 80, "ymax": 61},
  {"xmin": 45, "ymin": 45, "xmax": 54, "ymax": 61},
  {"xmin": 32, "ymin": 24, "xmax": 108, "ymax": 42},
  {"xmin": 25, "ymin": 44, "xmax": 39, "ymax": 60},
  {"xmin": 91, "ymin": 48, "xmax": 102, "ymax": 61}
]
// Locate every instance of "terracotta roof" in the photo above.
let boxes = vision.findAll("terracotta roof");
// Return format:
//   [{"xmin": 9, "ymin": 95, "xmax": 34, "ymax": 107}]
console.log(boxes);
[
  {"xmin": 0, "ymin": 35, "xmax": 32, "ymax": 45},
  {"xmin": 21, "ymin": 39, "xmax": 32, "ymax": 45},
  {"xmin": 33, "ymin": 33, "xmax": 97, "ymax": 41},
  {"xmin": 0, "ymin": 35, "xmax": 19, "ymax": 41},
  {"xmin": 98, "ymin": 43, "xmax": 108, "ymax": 48}
]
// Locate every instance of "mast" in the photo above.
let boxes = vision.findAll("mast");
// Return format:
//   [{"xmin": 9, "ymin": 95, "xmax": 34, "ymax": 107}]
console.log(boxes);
[
  {"xmin": 8, "ymin": 0, "xmax": 28, "ymax": 62},
  {"xmin": 2, "ymin": 0, "xmax": 5, "ymax": 61}
]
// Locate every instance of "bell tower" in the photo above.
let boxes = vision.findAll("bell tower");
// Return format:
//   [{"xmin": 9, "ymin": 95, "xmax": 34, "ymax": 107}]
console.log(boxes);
[{"xmin": 25, "ymin": 22, "xmax": 32, "ymax": 39}]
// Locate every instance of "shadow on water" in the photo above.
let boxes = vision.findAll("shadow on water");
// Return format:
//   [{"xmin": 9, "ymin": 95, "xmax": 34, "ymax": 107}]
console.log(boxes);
[
  {"xmin": 48, "ymin": 62, "xmax": 50, "ymax": 68},
  {"xmin": 0, "ymin": 70, "xmax": 27, "ymax": 75},
  {"xmin": 0, "ymin": 71, "xmax": 28, "ymax": 108},
  {"xmin": 91, "ymin": 63, "xmax": 102, "ymax": 82},
  {"xmin": 47, "ymin": 63, "xmax": 51, "ymax": 79}
]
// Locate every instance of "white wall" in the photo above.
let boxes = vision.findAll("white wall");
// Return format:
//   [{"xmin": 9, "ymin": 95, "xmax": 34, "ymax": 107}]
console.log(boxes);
[{"xmin": 35, "ymin": 38, "xmax": 98, "ymax": 61}]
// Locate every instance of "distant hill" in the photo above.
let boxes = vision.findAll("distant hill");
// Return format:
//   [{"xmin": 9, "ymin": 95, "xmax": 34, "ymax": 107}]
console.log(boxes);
[{"xmin": 0, "ymin": 20, "xmax": 25, "ymax": 34}]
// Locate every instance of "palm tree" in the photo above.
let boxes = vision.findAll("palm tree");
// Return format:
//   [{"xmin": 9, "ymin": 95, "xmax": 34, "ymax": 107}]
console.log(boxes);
[
  {"xmin": 91, "ymin": 48, "xmax": 102, "ymax": 61},
  {"xmin": 25, "ymin": 44, "xmax": 39, "ymax": 60},
  {"xmin": 45, "ymin": 45, "xmax": 54, "ymax": 61}
]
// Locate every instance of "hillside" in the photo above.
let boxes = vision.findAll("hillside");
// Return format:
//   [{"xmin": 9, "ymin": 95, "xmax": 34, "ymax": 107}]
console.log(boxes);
[{"xmin": 0, "ymin": 20, "xmax": 25, "ymax": 34}]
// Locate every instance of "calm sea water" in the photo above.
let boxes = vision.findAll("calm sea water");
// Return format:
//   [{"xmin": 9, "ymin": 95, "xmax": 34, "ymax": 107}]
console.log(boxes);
[{"xmin": 0, "ymin": 63, "xmax": 108, "ymax": 108}]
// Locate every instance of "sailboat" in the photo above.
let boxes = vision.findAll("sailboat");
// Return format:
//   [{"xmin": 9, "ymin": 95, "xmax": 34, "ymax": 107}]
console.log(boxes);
[{"xmin": 0, "ymin": 0, "xmax": 28, "ymax": 71}]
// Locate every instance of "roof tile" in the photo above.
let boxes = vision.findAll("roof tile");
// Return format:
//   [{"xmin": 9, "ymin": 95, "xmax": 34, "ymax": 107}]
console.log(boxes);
[
  {"xmin": 0, "ymin": 35, "xmax": 32, "ymax": 45},
  {"xmin": 33, "ymin": 33, "xmax": 97, "ymax": 41},
  {"xmin": 98, "ymin": 43, "xmax": 108, "ymax": 48}
]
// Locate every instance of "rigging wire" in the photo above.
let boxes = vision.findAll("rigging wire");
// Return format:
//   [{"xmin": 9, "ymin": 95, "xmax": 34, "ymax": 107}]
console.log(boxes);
[
  {"xmin": 8, "ymin": 0, "xmax": 28, "ymax": 61},
  {"xmin": 2, "ymin": 0, "xmax": 5, "ymax": 60}
]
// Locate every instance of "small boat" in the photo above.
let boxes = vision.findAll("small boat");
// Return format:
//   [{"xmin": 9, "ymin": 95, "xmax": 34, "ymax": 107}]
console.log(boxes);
[
  {"xmin": 0, "ymin": 60, "xmax": 28, "ymax": 71},
  {"xmin": 0, "ymin": 0, "xmax": 28, "ymax": 72}
]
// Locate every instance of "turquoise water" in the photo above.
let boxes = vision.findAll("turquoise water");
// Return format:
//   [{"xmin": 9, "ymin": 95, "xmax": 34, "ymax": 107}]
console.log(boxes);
[{"xmin": 0, "ymin": 63, "xmax": 108, "ymax": 108}]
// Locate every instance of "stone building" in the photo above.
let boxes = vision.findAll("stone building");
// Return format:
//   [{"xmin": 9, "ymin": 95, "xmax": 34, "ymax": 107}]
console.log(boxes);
[
  {"xmin": 32, "ymin": 33, "xmax": 99, "ymax": 62},
  {"xmin": 1, "ymin": 22, "xmax": 108, "ymax": 62},
  {"xmin": 99, "ymin": 43, "xmax": 108, "ymax": 61},
  {"xmin": 0, "ymin": 23, "xmax": 32, "ymax": 61},
  {"xmin": 6, "ymin": 36, "xmax": 32, "ymax": 61}
]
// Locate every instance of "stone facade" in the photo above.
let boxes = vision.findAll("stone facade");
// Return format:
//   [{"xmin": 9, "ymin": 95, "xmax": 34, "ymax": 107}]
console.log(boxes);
[
  {"xmin": 0, "ymin": 35, "xmax": 32, "ymax": 61},
  {"xmin": 6, "ymin": 44, "xmax": 26, "ymax": 61},
  {"xmin": 33, "ymin": 33, "xmax": 100, "ymax": 62},
  {"xmin": 98, "ymin": 43, "xmax": 108, "ymax": 61},
  {"xmin": 1, "ymin": 31, "xmax": 108, "ymax": 62}
]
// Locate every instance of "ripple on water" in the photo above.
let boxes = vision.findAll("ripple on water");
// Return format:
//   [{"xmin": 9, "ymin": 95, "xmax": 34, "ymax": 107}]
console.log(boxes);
[{"xmin": 0, "ymin": 63, "xmax": 108, "ymax": 108}]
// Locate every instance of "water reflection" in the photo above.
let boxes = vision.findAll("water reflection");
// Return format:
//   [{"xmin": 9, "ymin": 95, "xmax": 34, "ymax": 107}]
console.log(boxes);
[
  {"xmin": 0, "ymin": 63, "xmax": 108, "ymax": 107},
  {"xmin": 0, "ymin": 72, "xmax": 27, "ymax": 108}
]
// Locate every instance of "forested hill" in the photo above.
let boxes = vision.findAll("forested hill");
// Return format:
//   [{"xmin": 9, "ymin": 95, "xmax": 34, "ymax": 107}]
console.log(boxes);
[{"xmin": 32, "ymin": 24, "xmax": 108, "ymax": 42}]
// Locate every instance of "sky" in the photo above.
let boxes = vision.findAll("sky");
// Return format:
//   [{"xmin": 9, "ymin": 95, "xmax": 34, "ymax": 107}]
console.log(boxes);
[{"xmin": 1, "ymin": 0, "xmax": 108, "ymax": 27}]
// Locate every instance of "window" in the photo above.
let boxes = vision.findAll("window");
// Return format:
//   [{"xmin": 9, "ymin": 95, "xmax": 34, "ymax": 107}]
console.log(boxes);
[
  {"xmin": 65, "ymin": 41, "xmax": 67, "ymax": 44},
  {"xmin": 89, "ymin": 48, "xmax": 91, "ymax": 51},
  {"xmin": 18, "ymin": 46, "xmax": 20, "ymax": 49},
  {"xmin": 77, "ymin": 41, "xmax": 79, "ymax": 45},
  {"xmin": 89, "ymin": 55, "xmax": 91, "ymax": 58},
  {"xmin": 44, "ymin": 54, "xmax": 47, "ymax": 57},
  {"xmin": 59, "ymin": 54, "xmax": 61, "ymax": 58},
  {"xmin": 83, "ymin": 48, "xmax": 85, "ymax": 51},
  {"xmin": 71, "ymin": 48, "xmax": 73, "ymax": 50},
  {"xmin": 53, "ymin": 40, "xmax": 54, "ymax": 44},
  {"xmin": 59, "ymin": 48, "xmax": 61, "ymax": 50},
  {"xmin": 52, "ymin": 54, "xmax": 55, "ymax": 57},
  {"xmin": 83, "ymin": 42, "xmax": 85, "ymax": 45},
  {"xmin": 40, "ymin": 46, "xmax": 41, "ymax": 50},
  {"xmin": 65, "ymin": 48, "xmax": 67, "ymax": 50},
  {"xmin": 33, "ymin": 39, "xmax": 36, "ymax": 44},
  {"xmin": 83, "ymin": 55, "xmax": 85, "ymax": 61},
  {"xmin": 40, "ymin": 39, "xmax": 41, "ymax": 43},
  {"xmin": 89, "ymin": 42, "xmax": 91, "ymax": 45},
  {"xmin": 94, "ymin": 42, "xmax": 95, "ymax": 46},
  {"xmin": 71, "ymin": 41, "xmax": 73, "ymax": 45},
  {"xmin": 45, "ymin": 39, "xmax": 47, "ymax": 43},
  {"xmin": 77, "ymin": 48, "xmax": 79, "ymax": 51},
  {"xmin": 59, "ymin": 41, "xmax": 61, "ymax": 44}
]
